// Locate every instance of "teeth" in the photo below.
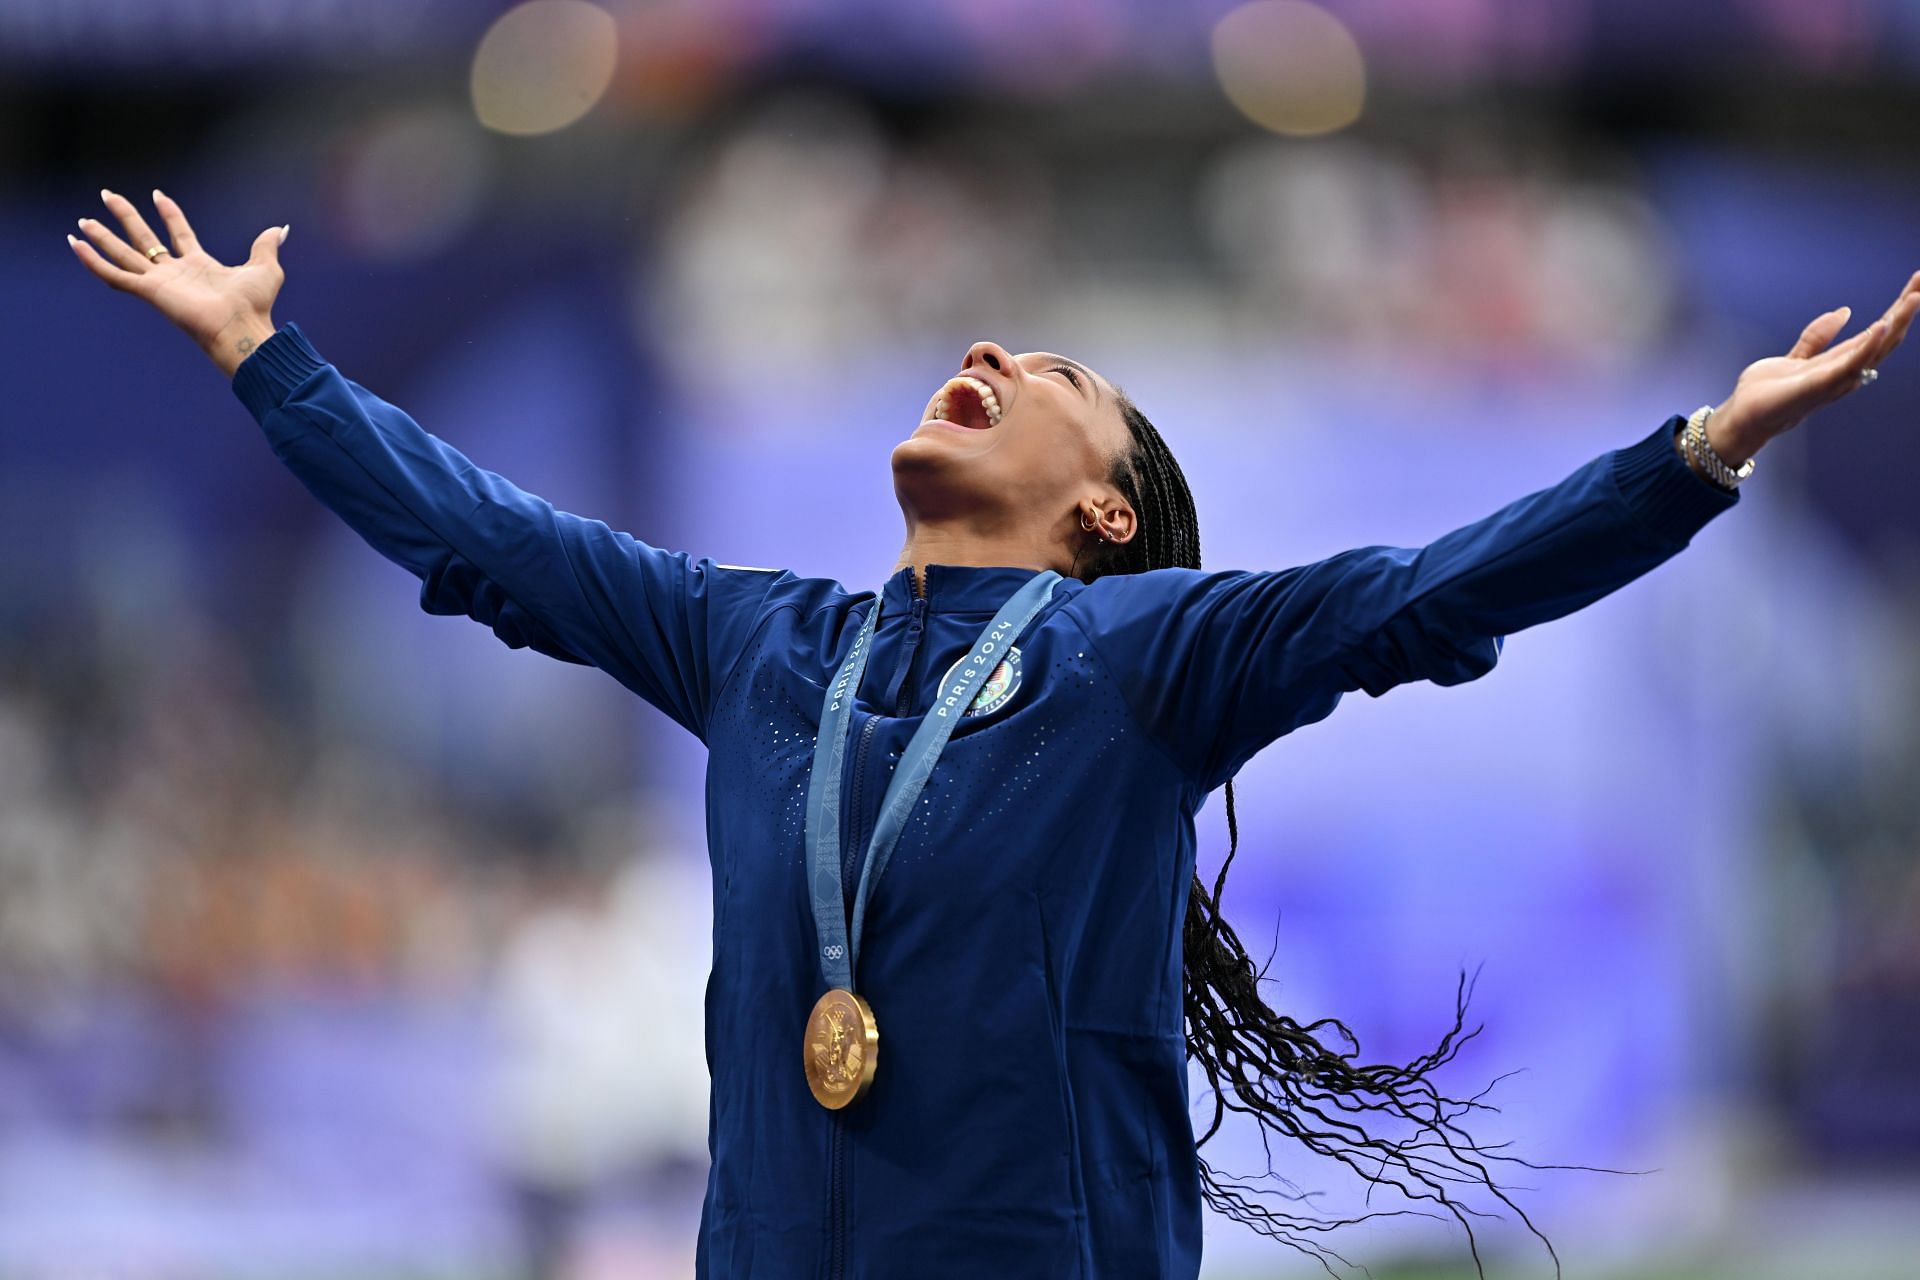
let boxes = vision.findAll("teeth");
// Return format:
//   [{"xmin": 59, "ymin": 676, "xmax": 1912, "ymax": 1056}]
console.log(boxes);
[{"xmin": 933, "ymin": 375, "xmax": 1003, "ymax": 427}]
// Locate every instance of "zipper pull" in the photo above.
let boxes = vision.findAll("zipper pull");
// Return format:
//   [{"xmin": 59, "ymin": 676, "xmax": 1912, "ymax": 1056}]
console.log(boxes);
[{"xmin": 881, "ymin": 596, "xmax": 930, "ymax": 715}]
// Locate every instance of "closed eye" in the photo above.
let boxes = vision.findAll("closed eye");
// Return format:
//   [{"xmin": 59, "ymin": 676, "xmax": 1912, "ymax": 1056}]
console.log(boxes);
[{"xmin": 1049, "ymin": 364, "xmax": 1083, "ymax": 390}]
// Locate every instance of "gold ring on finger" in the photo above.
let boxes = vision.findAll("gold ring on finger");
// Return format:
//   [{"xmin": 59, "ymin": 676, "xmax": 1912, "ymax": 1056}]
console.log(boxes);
[{"xmin": 145, "ymin": 244, "xmax": 168, "ymax": 261}]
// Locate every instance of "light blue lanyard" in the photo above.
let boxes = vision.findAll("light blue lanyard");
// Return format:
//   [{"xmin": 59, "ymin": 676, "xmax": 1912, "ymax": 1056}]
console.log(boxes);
[{"xmin": 804, "ymin": 569, "xmax": 1061, "ymax": 991}]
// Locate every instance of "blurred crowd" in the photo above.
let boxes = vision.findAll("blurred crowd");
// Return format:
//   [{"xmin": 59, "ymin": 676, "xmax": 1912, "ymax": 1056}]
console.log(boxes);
[
  {"xmin": 0, "ymin": 603, "xmax": 505, "ymax": 1005},
  {"xmin": 0, "ymin": 585, "xmax": 712, "ymax": 1274},
  {"xmin": 655, "ymin": 91, "xmax": 1677, "ymax": 384}
]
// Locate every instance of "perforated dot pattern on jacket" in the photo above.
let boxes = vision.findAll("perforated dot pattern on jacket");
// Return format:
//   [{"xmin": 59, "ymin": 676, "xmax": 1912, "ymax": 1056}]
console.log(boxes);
[
  {"xmin": 705, "ymin": 624, "xmax": 1184, "ymax": 909},
  {"xmin": 895, "ymin": 645, "xmax": 1135, "ymax": 868},
  {"xmin": 706, "ymin": 639, "xmax": 820, "ymax": 868}
]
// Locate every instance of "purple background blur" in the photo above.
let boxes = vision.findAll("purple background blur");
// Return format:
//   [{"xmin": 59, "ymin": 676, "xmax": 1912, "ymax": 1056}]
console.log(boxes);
[{"xmin": 6, "ymin": 1, "xmax": 1920, "ymax": 1276}]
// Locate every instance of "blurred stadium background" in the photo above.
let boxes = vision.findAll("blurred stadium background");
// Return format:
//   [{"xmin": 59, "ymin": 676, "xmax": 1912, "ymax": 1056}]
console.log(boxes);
[{"xmin": 7, "ymin": 0, "xmax": 1920, "ymax": 1276}]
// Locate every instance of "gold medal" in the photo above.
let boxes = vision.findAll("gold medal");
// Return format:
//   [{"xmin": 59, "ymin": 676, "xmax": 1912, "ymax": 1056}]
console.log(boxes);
[{"xmin": 803, "ymin": 987, "xmax": 879, "ymax": 1109}]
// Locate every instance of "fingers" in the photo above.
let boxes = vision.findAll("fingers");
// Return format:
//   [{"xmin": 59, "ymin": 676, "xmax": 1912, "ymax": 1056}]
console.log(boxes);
[
  {"xmin": 150, "ymin": 188, "xmax": 201, "ymax": 256},
  {"xmin": 1788, "ymin": 306, "xmax": 1851, "ymax": 358},
  {"xmin": 1867, "ymin": 277, "xmax": 1920, "ymax": 366},
  {"xmin": 1821, "ymin": 318, "xmax": 1885, "ymax": 368},
  {"xmin": 66, "ymin": 232, "xmax": 147, "ymax": 294},
  {"xmin": 1805, "ymin": 318, "xmax": 1887, "ymax": 402},
  {"xmin": 75, "ymin": 207, "xmax": 152, "ymax": 275},
  {"xmin": 1822, "ymin": 270, "xmax": 1920, "ymax": 373},
  {"xmin": 1886, "ymin": 268, "xmax": 1920, "ymax": 322},
  {"xmin": 1787, "ymin": 272, "xmax": 1919, "ymax": 364},
  {"xmin": 97, "ymin": 188, "xmax": 171, "ymax": 264},
  {"xmin": 246, "ymin": 223, "xmax": 288, "ymax": 270}
]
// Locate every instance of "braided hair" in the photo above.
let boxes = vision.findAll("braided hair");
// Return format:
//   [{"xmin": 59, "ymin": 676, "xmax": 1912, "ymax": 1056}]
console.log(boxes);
[{"xmin": 1073, "ymin": 393, "xmax": 1589, "ymax": 1277}]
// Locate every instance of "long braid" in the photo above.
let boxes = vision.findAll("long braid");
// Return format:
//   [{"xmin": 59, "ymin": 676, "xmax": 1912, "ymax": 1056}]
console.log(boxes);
[{"xmin": 1079, "ymin": 394, "xmax": 1590, "ymax": 1277}]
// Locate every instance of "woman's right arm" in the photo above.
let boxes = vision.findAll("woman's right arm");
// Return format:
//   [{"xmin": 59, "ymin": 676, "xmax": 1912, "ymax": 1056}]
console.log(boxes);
[
  {"xmin": 69, "ymin": 189, "xmax": 783, "ymax": 741},
  {"xmin": 234, "ymin": 322, "xmax": 785, "ymax": 739}
]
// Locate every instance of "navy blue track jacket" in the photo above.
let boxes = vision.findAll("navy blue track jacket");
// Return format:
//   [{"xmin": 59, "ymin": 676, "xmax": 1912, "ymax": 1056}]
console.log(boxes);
[{"xmin": 232, "ymin": 322, "xmax": 1738, "ymax": 1278}]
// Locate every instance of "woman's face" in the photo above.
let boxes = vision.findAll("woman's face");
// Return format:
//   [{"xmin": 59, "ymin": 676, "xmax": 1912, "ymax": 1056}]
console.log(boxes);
[{"xmin": 891, "ymin": 340, "xmax": 1133, "ymax": 539}]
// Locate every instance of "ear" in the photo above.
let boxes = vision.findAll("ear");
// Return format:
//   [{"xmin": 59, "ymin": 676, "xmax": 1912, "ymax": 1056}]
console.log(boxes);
[{"xmin": 1080, "ymin": 497, "xmax": 1137, "ymax": 547}]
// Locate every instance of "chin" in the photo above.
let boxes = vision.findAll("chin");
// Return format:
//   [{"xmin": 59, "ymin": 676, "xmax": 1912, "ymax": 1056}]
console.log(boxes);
[
  {"xmin": 892, "ymin": 426, "xmax": 981, "ymax": 470},
  {"xmin": 890, "ymin": 435, "xmax": 948, "ymax": 489},
  {"xmin": 890, "ymin": 434, "xmax": 995, "ymax": 517}
]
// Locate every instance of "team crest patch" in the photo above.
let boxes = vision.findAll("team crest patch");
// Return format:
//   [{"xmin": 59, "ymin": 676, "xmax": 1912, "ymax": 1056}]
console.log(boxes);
[{"xmin": 940, "ymin": 646, "xmax": 1024, "ymax": 718}]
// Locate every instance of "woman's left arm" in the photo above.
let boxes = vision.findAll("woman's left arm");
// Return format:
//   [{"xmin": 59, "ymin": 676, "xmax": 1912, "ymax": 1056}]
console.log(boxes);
[{"xmin": 1073, "ymin": 275, "xmax": 1920, "ymax": 793}]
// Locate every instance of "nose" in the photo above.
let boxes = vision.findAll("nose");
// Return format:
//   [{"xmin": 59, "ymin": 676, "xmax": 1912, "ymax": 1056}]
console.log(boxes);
[{"xmin": 962, "ymin": 341, "xmax": 1014, "ymax": 376}]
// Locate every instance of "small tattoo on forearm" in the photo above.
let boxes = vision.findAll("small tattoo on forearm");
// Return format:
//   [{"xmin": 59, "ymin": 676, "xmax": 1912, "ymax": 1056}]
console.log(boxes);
[{"xmin": 236, "ymin": 336, "xmax": 257, "ymax": 356}]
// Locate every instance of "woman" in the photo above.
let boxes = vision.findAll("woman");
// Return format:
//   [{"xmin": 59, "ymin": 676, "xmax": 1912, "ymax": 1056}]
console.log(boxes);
[{"xmin": 69, "ymin": 191, "xmax": 1918, "ymax": 1278}]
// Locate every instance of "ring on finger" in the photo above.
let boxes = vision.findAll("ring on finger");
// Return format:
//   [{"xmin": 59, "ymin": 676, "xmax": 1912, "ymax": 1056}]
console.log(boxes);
[
  {"xmin": 1860, "ymin": 367, "xmax": 1879, "ymax": 387},
  {"xmin": 145, "ymin": 244, "xmax": 169, "ymax": 261}
]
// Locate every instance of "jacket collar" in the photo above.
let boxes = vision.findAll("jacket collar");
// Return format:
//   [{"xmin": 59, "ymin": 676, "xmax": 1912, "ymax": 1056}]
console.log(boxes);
[{"xmin": 878, "ymin": 563, "xmax": 1060, "ymax": 618}]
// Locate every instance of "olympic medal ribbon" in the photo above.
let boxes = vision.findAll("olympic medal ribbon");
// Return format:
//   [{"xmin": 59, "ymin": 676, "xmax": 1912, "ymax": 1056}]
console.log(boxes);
[
  {"xmin": 844, "ymin": 570, "xmax": 1060, "ymax": 971},
  {"xmin": 800, "ymin": 569, "xmax": 1061, "ymax": 1108}
]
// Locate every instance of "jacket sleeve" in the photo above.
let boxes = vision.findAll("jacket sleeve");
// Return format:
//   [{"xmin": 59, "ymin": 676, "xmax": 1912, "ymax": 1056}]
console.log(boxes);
[
  {"xmin": 230, "ymin": 320, "xmax": 785, "ymax": 742},
  {"xmin": 1067, "ymin": 415, "xmax": 1740, "ymax": 792}
]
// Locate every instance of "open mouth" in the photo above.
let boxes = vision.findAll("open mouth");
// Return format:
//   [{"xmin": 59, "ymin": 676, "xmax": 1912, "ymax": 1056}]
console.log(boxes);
[{"xmin": 927, "ymin": 375, "xmax": 1003, "ymax": 430}]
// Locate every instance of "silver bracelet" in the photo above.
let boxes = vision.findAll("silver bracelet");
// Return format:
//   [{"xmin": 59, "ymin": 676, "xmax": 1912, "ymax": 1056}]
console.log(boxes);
[{"xmin": 1683, "ymin": 404, "xmax": 1754, "ymax": 491}]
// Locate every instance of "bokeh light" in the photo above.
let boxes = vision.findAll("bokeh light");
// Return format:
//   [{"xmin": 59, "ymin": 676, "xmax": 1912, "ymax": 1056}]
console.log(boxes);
[
  {"xmin": 1212, "ymin": 0, "xmax": 1367, "ymax": 138},
  {"xmin": 332, "ymin": 105, "xmax": 489, "ymax": 260},
  {"xmin": 470, "ymin": 0, "xmax": 619, "ymax": 137}
]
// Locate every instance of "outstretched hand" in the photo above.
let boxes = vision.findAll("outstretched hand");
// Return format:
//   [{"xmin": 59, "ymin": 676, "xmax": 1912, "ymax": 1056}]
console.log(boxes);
[
  {"xmin": 68, "ymin": 188, "xmax": 288, "ymax": 377},
  {"xmin": 1708, "ymin": 270, "xmax": 1920, "ymax": 466}
]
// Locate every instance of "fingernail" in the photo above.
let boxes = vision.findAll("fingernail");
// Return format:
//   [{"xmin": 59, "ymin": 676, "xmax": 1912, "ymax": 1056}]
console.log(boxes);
[
  {"xmin": 76, "ymin": 217, "xmax": 87, "ymax": 230},
  {"xmin": 279, "ymin": 224, "xmax": 290, "ymax": 243},
  {"xmin": 100, "ymin": 188, "xmax": 112, "ymax": 202},
  {"xmin": 152, "ymin": 187, "xmax": 165, "ymax": 203},
  {"xmin": 66, "ymin": 234, "xmax": 76, "ymax": 248}
]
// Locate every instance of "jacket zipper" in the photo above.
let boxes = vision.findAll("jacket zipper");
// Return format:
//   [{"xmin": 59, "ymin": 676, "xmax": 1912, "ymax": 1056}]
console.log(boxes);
[
  {"xmin": 842, "ymin": 713, "xmax": 880, "ymax": 917},
  {"xmin": 880, "ymin": 596, "xmax": 928, "ymax": 715},
  {"xmin": 828, "ymin": 1111, "xmax": 850, "ymax": 1280},
  {"xmin": 829, "ymin": 590, "xmax": 930, "ymax": 1278},
  {"xmin": 829, "ymin": 711, "xmax": 879, "ymax": 1280}
]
